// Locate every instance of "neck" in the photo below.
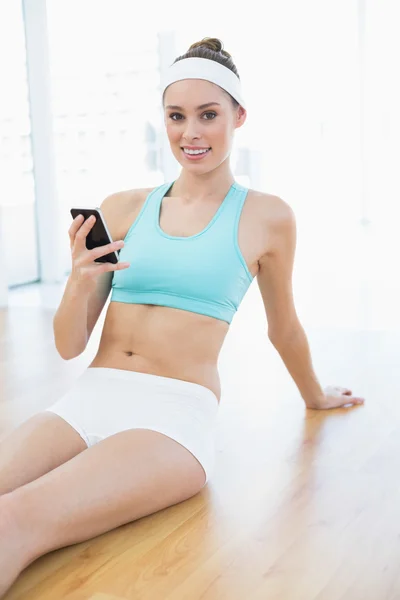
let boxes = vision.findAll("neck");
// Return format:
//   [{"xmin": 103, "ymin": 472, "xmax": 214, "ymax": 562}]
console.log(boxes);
[{"xmin": 171, "ymin": 161, "xmax": 235, "ymax": 203}]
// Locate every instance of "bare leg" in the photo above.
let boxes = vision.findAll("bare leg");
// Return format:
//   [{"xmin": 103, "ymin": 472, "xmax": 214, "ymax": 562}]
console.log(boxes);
[
  {"xmin": 0, "ymin": 497, "xmax": 32, "ymax": 597},
  {"xmin": 0, "ymin": 427, "xmax": 206, "ymax": 597},
  {"xmin": 0, "ymin": 412, "xmax": 88, "ymax": 495}
]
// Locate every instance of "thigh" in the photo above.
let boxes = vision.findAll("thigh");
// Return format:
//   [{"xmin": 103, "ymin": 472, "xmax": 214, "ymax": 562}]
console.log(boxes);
[
  {"xmin": 0, "ymin": 412, "xmax": 88, "ymax": 495},
  {"xmin": 5, "ymin": 427, "xmax": 209, "ymax": 564},
  {"xmin": 0, "ymin": 416, "xmax": 212, "ymax": 599},
  {"xmin": 51, "ymin": 367, "xmax": 219, "ymax": 485}
]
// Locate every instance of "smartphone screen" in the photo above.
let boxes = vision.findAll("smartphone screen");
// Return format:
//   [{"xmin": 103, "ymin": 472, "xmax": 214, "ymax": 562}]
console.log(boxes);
[{"xmin": 70, "ymin": 208, "xmax": 119, "ymax": 264}]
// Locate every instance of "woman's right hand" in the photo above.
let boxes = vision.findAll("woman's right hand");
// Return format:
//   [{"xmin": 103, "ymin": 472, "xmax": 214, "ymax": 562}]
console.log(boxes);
[{"xmin": 68, "ymin": 214, "xmax": 130, "ymax": 292}]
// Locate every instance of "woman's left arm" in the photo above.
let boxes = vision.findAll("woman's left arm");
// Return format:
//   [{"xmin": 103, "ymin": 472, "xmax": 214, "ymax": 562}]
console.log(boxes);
[{"xmin": 256, "ymin": 198, "xmax": 365, "ymax": 410}]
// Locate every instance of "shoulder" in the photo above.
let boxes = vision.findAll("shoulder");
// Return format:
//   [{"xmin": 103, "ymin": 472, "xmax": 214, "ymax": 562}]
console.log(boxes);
[
  {"xmin": 247, "ymin": 188, "xmax": 294, "ymax": 223},
  {"xmin": 246, "ymin": 189, "xmax": 295, "ymax": 258},
  {"xmin": 99, "ymin": 186, "xmax": 157, "ymax": 240}
]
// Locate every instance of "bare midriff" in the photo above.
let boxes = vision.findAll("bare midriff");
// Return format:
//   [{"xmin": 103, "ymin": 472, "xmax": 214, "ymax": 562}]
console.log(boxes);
[
  {"xmin": 87, "ymin": 185, "xmax": 273, "ymax": 403},
  {"xmin": 88, "ymin": 301, "xmax": 230, "ymax": 402}
]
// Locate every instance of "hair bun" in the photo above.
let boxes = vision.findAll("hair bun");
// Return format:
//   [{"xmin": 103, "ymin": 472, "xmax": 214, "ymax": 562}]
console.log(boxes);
[
  {"xmin": 188, "ymin": 37, "xmax": 232, "ymax": 58},
  {"xmin": 172, "ymin": 36, "xmax": 240, "ymax": 94}
]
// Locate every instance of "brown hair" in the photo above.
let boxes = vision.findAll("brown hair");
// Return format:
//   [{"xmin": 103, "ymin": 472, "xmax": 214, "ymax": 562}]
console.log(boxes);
[{"xmin": 172, "ymin": 37, "xmax": 240, "ymax": 109}]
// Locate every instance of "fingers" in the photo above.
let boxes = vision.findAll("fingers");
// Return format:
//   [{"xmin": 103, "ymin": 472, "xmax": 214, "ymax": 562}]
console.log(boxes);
[
  {"xmin": 91, "ymin": 239, "xmax": 125, "ymax": 260},
  {"xmin": 104, "ymin": 260, "xmax": 130, "ymax": 271},
  {"xmin": 343, "ymin": 395, "xmax": 365, "ymax": 407},
  {"xmin": 69, "ymin": 214, "xmax": 83, "ymax": 248},
  {"xmin": 69, "ymin": 214, "xmax": 95, "ymax": 250},
  {"xmin": 69, "ymin": 215, "xmax": 125, "ymax": 263},
  {"xmin": 336, "ymin": 386, "xmax": 352, "ymax": 395},
  {"xmin": 70, "ymin": 216, "xmax": 126, "ymax": 265},
  {"xmin": 352, "ymin": 396, "xmax": 365, "ymax": 404},
  {"xmin": 69, "ymin": 213, "xmax": 85, "ymax": 236},
  {"xmin": 74, "ymin": 214, "xmax": 97, "ymax": 247},
  {"xmin": 338, "ymin": 388, "xmax": 366, "ymax": 405},
  {"xmin": 339, "ymin": 387, "xmax": 364, "ymax": 404},
  {"xmin": 326, "ymin": 385, "xmax": 365, "ymax": 407},
  {"xmin": 334, "ymin": 386, "xmax": 354, "ymax": 396}
]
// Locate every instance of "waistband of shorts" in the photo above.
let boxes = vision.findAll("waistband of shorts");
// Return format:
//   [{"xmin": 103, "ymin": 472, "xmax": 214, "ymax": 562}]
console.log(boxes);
[{"xmin": 85, "ymin": 367, "xmax": 219, "ymax": 405}]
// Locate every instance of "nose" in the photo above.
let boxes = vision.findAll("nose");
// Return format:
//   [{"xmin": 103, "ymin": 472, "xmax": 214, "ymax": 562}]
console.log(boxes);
[{"xmin": 182, "ymin": 118, "xmax": 200, "ymax": 141}]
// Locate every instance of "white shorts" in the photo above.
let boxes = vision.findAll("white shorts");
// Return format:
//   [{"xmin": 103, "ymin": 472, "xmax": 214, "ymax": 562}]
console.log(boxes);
[{"xmin": 44, "ymin": 367, "xmax": 219, "ymax": 486}]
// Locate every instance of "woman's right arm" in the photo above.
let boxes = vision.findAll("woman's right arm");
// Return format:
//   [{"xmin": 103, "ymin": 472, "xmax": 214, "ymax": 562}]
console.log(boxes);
[
  {"xmin": 53, "ymin": 275, "xmax": 92, "ymax": 360},
  {"xmin": 53, "ymin": 194, "xmax": 130, "ymax": 360}
]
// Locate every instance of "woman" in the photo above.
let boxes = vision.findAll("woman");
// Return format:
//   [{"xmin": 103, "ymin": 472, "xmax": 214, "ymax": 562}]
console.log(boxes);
[{"xmin": 0, "ymin": 37, "xmax": 365, "ymax": 595}]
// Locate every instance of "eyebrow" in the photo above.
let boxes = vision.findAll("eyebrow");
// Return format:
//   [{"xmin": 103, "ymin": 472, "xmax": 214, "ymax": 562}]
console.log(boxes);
[{"xmin": 165, "ymin": 102, "xmax": 221, "ymax": 111}]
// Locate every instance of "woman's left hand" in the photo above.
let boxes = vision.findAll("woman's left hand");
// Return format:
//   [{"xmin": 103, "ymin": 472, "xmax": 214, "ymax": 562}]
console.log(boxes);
[{"xmin": 308, "ymin": 385, "xmax": 366, "ymax": 410}]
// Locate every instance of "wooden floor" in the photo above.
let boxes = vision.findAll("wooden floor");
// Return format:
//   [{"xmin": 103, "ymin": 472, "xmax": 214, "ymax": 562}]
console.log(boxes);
[{"xmin": 1, "ymin": 279, "xmax": 400, "ymax": 599}]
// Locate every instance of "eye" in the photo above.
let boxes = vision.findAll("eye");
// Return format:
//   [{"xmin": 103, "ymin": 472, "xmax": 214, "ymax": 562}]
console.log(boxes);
[{"xmin": 168, "ymin": 111, "xmax": 217, "ymax": 121}]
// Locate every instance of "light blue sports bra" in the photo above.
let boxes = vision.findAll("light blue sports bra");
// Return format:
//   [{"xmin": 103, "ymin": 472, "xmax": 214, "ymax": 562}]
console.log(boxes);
[{"xmin": 110, "ymin": 180, "xmax": 254, "ymax": 324}]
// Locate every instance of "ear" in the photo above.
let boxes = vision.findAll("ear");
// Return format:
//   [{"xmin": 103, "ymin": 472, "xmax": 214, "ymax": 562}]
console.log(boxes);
[{"xmin": 235, "ymin": 105, "xmax": 247, "ymax": 129}]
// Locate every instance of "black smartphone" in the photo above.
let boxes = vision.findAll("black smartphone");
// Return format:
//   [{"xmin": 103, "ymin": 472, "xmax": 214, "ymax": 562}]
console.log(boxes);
[{"xmin": 70, "ymin": 207, "xmax": 119, "ymax": 264}]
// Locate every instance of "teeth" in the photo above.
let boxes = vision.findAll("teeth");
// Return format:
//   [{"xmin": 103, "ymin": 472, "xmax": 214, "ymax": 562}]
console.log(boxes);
[{"xmin": 183, "ymin": 148, "xmax": 210, "ymax": 155}]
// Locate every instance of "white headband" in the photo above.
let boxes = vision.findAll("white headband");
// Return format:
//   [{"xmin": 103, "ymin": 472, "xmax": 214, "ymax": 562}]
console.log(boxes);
[{"xmin": 161, "ymin": 57, "xmax": 246, "ymax": 110}]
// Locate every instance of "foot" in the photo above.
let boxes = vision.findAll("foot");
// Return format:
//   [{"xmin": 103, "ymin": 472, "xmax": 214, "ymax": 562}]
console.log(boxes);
[{"xmin": 0, "ymin": 494, "xmax": 32, "ymax": 598}]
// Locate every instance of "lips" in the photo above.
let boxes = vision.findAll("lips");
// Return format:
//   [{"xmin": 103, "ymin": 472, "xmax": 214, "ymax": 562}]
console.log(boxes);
[
  {"xmin": 181, "ymin": 148, "xmax": 211, "ymax": 160},
  {"xmin": 181, "ymin": 147, "xmax": 211, "ymax": 151}
]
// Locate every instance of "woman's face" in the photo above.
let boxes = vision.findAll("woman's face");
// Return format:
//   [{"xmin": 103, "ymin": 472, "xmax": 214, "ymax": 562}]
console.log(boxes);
[{"xmin": 163, "ymin": 79, "xmax": 246, "ymax": 172}]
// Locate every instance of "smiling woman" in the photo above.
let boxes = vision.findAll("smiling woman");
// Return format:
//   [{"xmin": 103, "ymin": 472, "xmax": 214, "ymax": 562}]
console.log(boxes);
[
  {"xmin": 162, "ymin": 38, "xmax": 246, "ymax": 173},
  {"xmin": 0, "ymin": 34, "xmax": 364, "ymax": 599}
]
